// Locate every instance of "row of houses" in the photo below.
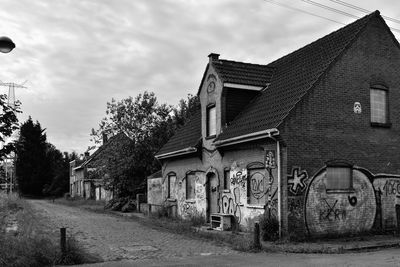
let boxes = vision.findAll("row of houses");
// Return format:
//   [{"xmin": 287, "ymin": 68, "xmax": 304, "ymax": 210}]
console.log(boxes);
[{"xmin": 71, "ymin": 11, "xmax": 400, "ymax": 238}]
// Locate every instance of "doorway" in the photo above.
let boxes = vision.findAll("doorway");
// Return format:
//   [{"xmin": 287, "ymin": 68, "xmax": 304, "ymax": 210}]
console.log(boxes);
[{"xmin": 206, "ymin": 172, "xmax": 219, "ymax": 221}]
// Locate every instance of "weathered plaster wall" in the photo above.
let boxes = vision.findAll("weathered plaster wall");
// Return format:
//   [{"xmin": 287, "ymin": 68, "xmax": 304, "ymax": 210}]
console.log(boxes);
[
  {"xmin": 147, "ymin": 177, "xmax": 163, "ymax": 206},
  {"xmin": 373, "ymin": 175, "xmax": 400, "ymax": 229},
  {"xmin": 305, "ymin": 168, "xmax": 376, "ymax": 236},
  {"xmin": 84, "ymin": 182, "xmax": 91, "ymax": 199},
  {"xmin": 199, "ymin": 63, "xmax": 223, "ymax": 151},
  {"xmin": 158, "ymin": 140, "xmax": 280, "ymax": 230}
]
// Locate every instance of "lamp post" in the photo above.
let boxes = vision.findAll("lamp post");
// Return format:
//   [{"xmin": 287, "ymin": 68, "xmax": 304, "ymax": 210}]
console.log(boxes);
[
  {"xmin": 0, "ymin": 36, "xmax": 15, "ymax": 53},
  {"xmin": 0, "ymin": 36, "xmax": 15, "ymax": 192}
]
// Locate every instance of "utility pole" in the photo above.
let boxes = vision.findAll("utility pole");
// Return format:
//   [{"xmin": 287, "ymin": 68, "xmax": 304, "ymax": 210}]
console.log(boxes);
[{"xmin": 0, "ymin": 81, "xmax": 26, "ymax": 193}]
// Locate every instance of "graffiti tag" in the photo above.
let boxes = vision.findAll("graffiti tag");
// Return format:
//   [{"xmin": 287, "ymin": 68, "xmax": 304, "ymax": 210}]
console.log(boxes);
[
  {"xmin": 265, "ymin": 150, "xmax": 276, "ymax": 169},
  {"xmin": 348, "ymin": 196, "xmax": 357, "ymax": 206},
  {"xmin": 288, "ymin": 167, "xmax": 308, "ymax": 195},
  {"xmin": 230, "ymin": 169, "xmax": 247, "ymax": 188},
  {"xmin": 220, "ymin": 187, "xmax": 242, "ymax": 223},
  {"xmin": 250, "ymin": 172, "xmax": 266, "ymax": 199},
  {"xmin": 265, "ymin": 188, "xmax": 278, "ymax": 218},
  {"xmin": 180, "ymin": 201, "xmax": 196, "ymax": 216},
  {"xmin": 319, "ymin": 199, "xmax": 346, "ymax": 221},
  {"xmin": 382, "ymin": 180, "xmax": 400, "ymax": 196}
]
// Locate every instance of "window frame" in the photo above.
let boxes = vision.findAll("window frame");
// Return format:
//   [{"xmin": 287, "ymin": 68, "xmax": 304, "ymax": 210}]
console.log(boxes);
[
  {"xmin": 325, "ymin": 161, "xmax": 354, "ymax": 194},
  {"xmin": 186, "ymin": 172, "xmax": 196, "ymax": 200},
  {"xmin": 223, "ymin": 168, "xmax": 230, "ymax": 191},
  {"xmin": 370, "ymin": 85, "xmax": 391, "ymax": 127},
  {"xmin": 206, "ymin": 104, "xmax": 217, "ymax": 138},
  {"xmin": 167, "ymin": 172, "xmax": 176, "ymax": 199}
]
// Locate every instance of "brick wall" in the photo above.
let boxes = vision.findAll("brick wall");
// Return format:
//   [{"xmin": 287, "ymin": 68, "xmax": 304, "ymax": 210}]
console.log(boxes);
[{"xmin": 281, "ymin": 17, "xmax": 400, "ymax": 235}]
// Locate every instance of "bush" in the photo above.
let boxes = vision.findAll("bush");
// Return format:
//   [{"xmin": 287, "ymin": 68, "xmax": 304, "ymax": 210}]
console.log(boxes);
[
  {"xmin": 155, "ymin": 204, "xmax": 170, "ymax": 218},
  {"xmin": 260, "ymin": 216, "xmax": 279, "ymax": 241}
]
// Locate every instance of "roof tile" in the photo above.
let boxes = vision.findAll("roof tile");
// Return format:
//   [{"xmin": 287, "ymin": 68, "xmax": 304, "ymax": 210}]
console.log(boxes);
[
  {"xmin": 216, "ymin": 11, "xmax": 377, "ymax": 141},
  {"xmin": 155, "ymin": 107, "xmax": 202, "ymax": 156},
  {"xmin": 212, "ymin": 59, "xmax": 274, "ymax": 87}
]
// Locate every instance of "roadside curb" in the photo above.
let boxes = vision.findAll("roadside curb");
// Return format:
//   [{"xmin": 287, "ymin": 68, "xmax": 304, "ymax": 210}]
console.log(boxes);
[{"xmin": 262, "ymin": 239, "xmax": 400, "ymax": 254}]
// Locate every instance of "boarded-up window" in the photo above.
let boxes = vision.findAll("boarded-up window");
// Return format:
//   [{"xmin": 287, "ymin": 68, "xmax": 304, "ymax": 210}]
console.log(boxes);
[
  {"xmin": 168, "ymin": 173, "xmax": 176, "ymax": 198},
  {"xmin": 370, "ymin": 88, "xmax": 388, "ymax": 124},
  {"xmin": 248, "ymin": 168, "xmax": 267, "ymax": 205},
  {"xmin": 326, "ymin": 166, "xmax": 352, "ymax": 191},
  {"xmin": 207, "ymin": 105, "xmax": 216, "ymax": 136},
  {"xmin": 186, "ymin": 173, "xmax": 196, "ymax": 199},
  {"xmin": 223, "ymin": 168, "xmax": 230, "ymax": 190}
]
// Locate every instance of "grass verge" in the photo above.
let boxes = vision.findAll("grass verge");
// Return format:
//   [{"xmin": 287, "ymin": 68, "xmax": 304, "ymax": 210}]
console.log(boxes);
[{"xmin": 0, "ymin": 193, "xmax": 99, "ymax": 266}]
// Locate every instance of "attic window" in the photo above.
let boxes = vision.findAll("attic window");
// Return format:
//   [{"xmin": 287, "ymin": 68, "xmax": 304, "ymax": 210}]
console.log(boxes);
[{"xmin": 206, "ymin": 105, "xmax": 216, "ymax": 137}]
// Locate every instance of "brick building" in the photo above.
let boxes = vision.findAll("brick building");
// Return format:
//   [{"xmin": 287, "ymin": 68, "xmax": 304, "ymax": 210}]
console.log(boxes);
[{"xmin": 152, "ymin": 11, "xmax": 400, "ymax": 237}]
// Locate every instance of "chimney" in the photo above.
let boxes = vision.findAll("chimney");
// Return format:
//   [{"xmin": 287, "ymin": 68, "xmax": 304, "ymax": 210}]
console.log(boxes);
[
  {"xmin": 208, "ymin": 53, "xmax": 220, "ymax": 64},
  {"xmin": 84, "ymin": 152, "xmax": 90, "ymax": 159},
  {"xmin": 102, "ymin": 132, "xmax": 108, "ymax": 144}
]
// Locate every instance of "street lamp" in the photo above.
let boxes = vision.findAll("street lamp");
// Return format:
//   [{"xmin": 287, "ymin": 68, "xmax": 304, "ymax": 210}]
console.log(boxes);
[
  {"xmin": 0, "ymin": 36, "xmax": 15, "ymax": 53},
  {"xmin": 0, "ymin": 36, "xmax": 15, "ymax": 193}
]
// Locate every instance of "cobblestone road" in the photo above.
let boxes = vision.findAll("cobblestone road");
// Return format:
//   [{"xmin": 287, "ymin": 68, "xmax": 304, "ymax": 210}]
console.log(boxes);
[{"xmin": 28, "ymin": 200, "xmax": 237, "ymax": 262}]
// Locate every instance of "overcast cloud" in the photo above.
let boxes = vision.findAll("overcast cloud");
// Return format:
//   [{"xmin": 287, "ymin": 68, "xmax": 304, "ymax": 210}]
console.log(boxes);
[{"xmin": 0, "ymin": 0, "xmax": 398, "ymax": 153}]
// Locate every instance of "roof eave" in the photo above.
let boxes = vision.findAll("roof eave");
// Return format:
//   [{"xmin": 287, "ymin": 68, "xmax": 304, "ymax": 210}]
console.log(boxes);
[
  {"xmin": 223, "ymin": 82, "xmax": 264, "ymax": 91},
  {"xmin": 215, "ymin": 128, "xmax": 280, "ymax": 147},
  {"xmin": 155, "ymin": 147, "xmax": 198, "ymax": 160}
]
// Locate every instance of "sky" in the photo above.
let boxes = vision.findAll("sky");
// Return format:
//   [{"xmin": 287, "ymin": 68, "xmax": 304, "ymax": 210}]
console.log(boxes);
[{"xmin": 0, "ymin": 0, "xmax": 399, "ymax": 154}]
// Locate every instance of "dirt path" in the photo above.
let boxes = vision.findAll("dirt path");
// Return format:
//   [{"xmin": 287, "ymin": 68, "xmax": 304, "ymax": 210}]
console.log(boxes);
[{"xmin": 27, "ymin": 199, "xmax": 236, "ymax": 262}]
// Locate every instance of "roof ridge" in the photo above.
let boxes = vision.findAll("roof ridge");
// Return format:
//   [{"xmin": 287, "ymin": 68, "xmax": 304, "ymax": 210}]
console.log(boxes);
[
  {"xmin": 267, "ymin": 11, "xmax": 377, "ymax": 68},
  {"xmin": 216, "ymin": 10, "xmax": 380, "ymax": 142},
  {"xmin": 216, "ymin": 58, "xmax": 269, "ymax": 67},
  {"xmin": 274, "ymin": 11, "xmax": 377, "ymax": 128}
]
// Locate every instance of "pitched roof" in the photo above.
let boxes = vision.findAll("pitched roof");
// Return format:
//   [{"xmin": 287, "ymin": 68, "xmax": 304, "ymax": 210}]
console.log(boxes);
[
  {"xmin": 216, "ymin": 11, "xmax": 379, "ymax": 141},
  {"xmin": 83, "ymin": 132, "xmax": 133, "ymax": 167},
  {"xmin": 212, "ymin": 59, "xmax": 275, "ymax": 87},
  {"xmin": 155, "ymin": 107, "xmax": 202, "ymax": 157}
]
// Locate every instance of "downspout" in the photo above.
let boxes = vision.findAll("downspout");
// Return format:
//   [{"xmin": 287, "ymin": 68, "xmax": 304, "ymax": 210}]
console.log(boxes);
[
  {"xmin": 276, "ymin": 140, "xmax": 282, "ymax": 239},
  {"xmin": 269, "ymin": 135, "xmax": 282, "ymax": 239}
]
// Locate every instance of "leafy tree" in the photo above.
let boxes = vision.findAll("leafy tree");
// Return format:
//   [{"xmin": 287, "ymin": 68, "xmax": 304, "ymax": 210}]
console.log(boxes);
[
  {"xmin": 0, "ymin": 94, "xmax": 21, "ymax": 159},
  {"xmin": 89, "ymin": 92, "xmax": 200, "ymax": 198},
  {"xmin": 90, "ymin": 91, "xmax": 172, "ymax": 147},
  {"xmin": 15, "ymin": 117, "xmax": 50, "ymax": 196},
  {"xmin": 173, "ymin": 94, "xmax": 200, "ymax": 128},
  {"xmin": 43, "ymin": 146, "xmax": 74, "ymax": 197}
]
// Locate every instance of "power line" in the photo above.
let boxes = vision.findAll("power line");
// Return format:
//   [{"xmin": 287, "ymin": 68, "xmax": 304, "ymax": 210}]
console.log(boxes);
[
  {"xmin": 302, "ymin": 0, "xmax": 358, "ymax": 19},
  {"xmin": 327, "ymin": 0, "xmax": 400, "ymax": 25},
  {"xmin": 263, "ymin": 0, "xmax": 346, "ymax": 25},
  {"xmin": 263, "ymin": 0, "xmax": 400, "ymax": 40},
  {"xmin": 301, "ymin": 0, "xmax": 400, "ymax": 33}
]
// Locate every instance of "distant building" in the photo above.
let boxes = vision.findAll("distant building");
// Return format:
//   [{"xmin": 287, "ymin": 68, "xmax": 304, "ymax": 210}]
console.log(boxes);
[
  {"xmin": 151, "ymin": 11, "xmax": 400, "ymax": 237},
  {"xmin": 69, "ymin": 132, "xmax": 135, "ymax": 201}
]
